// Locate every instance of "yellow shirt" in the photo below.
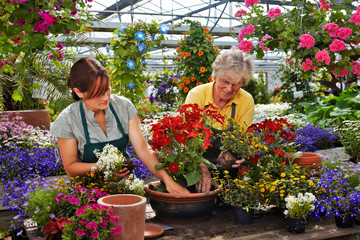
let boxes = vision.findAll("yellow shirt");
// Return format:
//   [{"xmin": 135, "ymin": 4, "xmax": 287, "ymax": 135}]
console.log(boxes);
[{"xmin": 185, "ymin": 82, "xmax": 254, "ymax": 129}]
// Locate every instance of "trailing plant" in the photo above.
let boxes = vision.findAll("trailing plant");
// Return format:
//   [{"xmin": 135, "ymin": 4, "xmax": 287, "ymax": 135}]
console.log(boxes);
[
  {"xmin": 234, "ymin": 0, "xmax": 360, "ymax": 96},
  {"xmin": 173, "ymin": 20, "xmax": 220, "ymax": 100},
  {"xmin": 108, "ymin": 21, "xmax": 168, "ymax": 104}
]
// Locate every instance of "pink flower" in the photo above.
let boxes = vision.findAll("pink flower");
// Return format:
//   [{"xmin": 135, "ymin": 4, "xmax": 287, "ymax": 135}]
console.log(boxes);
[
  {"xmin": 237, "ymin": 40, "xmax": 253, "ymax": 52},
  {"xmin": 65, "ymin": 29, "xmax": 71, "ymax": 34},
  {"xmin": 262, "ymin": 34, "xmax": 272, "ymax": 40},
  {"xmin": 332, "ymin": 67, "xmax": 349, "ymax": 77},
  {"xmin": 315, "ymin": 49, "xmax": 331, "ymax": 64},
  {"xmin": 76, "ymin": 229, "xmax": 85, "ymax": 236},
  {"xmin": 234, "ymin": 9, "xmax": 247, "ymax": 18},
  {"xmin": 76, "ymin": 208, "xmax": 85, "ymax": 216},
  {"xmin": 329, "ymin": 39, "xmax": 346, "ymax": 52},
  {"xmin": 110, "ymin": 228, "xmax": 118, "ymax": 236},
  {"xmin": 323, "ymin": 23, "xmax": 339, "ymax": 38},
  {"xmin": 100, "ymin": 221, "xmax": 107, "ymax": 228},
  {"xmin": 319, "ymin": 0, "xmax": 330, "ymax": 11},
  {"xmin": 91, "ymin": 230, "xmax": 99, "ymax": 238},
  {"xmin": 238, "ymin": 24, "xmax": 255, "ymax": 40},
  {"xmin": 337, "ymin": 27, "xmax": 352, "ymax": 39},
  {"xmin": 302, "ymin": 58, "xmax": 315, "ymax": 71},
  {"xmin": 245, "ymin": 0, "xmax": 259, "ymax": 7},
  {"xmin": 268, "ymin": 8, "xmax": 281, "ymax": 19},
  {"xmin": 259, "ymin": 41, "xmax": 269, "ymax": 52},
  {"xmin": 351, "ymin": 12, "xmax": 360, "ymax": 25},
  {"xmin": 299, "ymin": 34, "xmax": 315, "ymax": 49},
  {"xmin": 351, "ymin": 62, "xmax": 360, "ymax": 75}
]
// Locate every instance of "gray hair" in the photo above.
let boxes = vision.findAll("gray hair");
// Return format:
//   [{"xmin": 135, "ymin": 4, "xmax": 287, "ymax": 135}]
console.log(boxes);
[{"xmin": 212, "ymin": 46, "xmax": 253, "ymax": 86}]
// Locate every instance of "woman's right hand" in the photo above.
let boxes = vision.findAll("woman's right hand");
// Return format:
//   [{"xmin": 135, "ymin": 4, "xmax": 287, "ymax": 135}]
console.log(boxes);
[
  {"xmin": 165, "ymin": 180, "xmax": 191, "ymax": 194},
  {"xmin": 113, "ymin": 167, "xmax": 131, "ymax": 178}
]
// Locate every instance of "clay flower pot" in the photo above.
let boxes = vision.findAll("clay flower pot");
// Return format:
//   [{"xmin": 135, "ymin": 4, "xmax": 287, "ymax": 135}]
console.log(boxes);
[
  {"xmin": 144, "ymin": 181, "xmax": 220, "ymax": 223},
  {"xmin": 97, "ymin": 194, "xmax": 147, "ymax": 240},
  {"xmin": 288, "ymin": 152, "xmax": 322, "ymax": 170}
]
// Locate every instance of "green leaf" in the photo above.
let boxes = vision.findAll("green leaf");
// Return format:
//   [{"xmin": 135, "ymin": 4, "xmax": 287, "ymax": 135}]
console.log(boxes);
[
  {"xmin": 12, "ymin": 90, "xmax": 23, "ymax": 102},
  {"xmin": 183, "ymin": 170, "xmax": 201, "ymax": 186}
]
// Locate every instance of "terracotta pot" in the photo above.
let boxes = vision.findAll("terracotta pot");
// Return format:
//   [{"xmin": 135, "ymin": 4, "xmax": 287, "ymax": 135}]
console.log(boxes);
[
  {"xmin": 288, "ymin": 152, "xmax": 322, "ymax": 170},
  {"xmin": 144, "ymin": 181, "xmax": 220, "ymax": 223},
  {"xmin": 97, "ymin": 194, "xmax": 147, "ymax": 240},
  {"xmin": 0, "ymin": 109, "xmax": 51, "ymax": 130}
]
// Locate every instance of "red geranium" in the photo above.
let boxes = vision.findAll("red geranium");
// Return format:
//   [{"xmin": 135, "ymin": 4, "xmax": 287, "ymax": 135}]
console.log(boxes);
[{"xmin": 150, "ymin": 103, "xmax": 224, "ymax": 189}]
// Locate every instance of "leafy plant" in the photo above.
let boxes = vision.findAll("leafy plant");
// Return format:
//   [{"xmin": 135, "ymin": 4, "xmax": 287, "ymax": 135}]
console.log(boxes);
[
  {"xmin": 243, "ymin": 71, "xmax": 270, "ymax": 104},
  {"xmin": 284, "ymin": 192, "xmax": 317, "ymax": 219},
  {"xmin": 338, "ymin": 120, "xmax": 360, "ymax": 163},
  {"xmin": 149, "ymin": 103, "xmax": 224, "ymax": 191},
  {"xmin": 108, "ymin": 21, "xmax": 168, "ymax": 104},
  {"xmin": 234, "ymin": 0, "xmax": 360, "ymax": 95},
  {"xmin": 173, "ymin": 20, "xmax": 220, "ymax": 100}
]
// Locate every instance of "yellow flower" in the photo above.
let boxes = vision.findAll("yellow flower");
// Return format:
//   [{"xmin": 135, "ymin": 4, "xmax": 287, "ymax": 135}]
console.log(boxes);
[
  {"xmin": 300, "ymin": 175, "xmax": 305, "ymax": 179},
  {"xmin": 260, "ymin": 188, "xmax": 265, "ymax": 192},
  {"xmin": 280, "ymin": 173, "xmax": 286, "ymax": 178}
]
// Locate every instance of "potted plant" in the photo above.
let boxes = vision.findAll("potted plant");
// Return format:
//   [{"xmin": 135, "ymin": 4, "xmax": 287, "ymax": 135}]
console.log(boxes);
[
  {"xmin": 283, "ymin": 192, "xmax": 317, "ymax": 234},
  {"xmin": 338, "ymin": 120, "xmax": 360, "ymax": 163},
  {"xmin": 144, "ymin": 103, "xmax": 224, "ymax": 222},
  {"xmin": 213, "ymin": 170, "xmax": 260, "ymax": 225}
]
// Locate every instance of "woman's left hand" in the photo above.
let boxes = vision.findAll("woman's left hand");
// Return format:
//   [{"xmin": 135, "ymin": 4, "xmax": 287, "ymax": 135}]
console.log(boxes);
[
  {"xmin": 232, "ymin": 159, "xmax": 245, "ymax": 168},
  {"xmin": 113, "ymin": 167, "xmax": 131, "ymax": 178}
]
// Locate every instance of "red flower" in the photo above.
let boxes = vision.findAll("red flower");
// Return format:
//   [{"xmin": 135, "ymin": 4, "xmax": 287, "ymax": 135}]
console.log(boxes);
[{"xmin": 168, "ymin": 162, "xmax": 180, "ymax": 174}]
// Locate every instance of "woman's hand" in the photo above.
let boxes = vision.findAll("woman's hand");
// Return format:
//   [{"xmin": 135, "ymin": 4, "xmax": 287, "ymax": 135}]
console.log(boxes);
[
  {"xmin": 165, "ymin": 180, "xmax": 191, "ymax": 194},
  {"xmin": 113, "ymin": 167, "xmax": 131, "ymax": 178},
  {"xmin": 195, "ymin": 163, "xmax": 212, "ymax": 193},
  {"xmin": 232, "ymin": 159, "xmax": 245, "ymax": 168}
]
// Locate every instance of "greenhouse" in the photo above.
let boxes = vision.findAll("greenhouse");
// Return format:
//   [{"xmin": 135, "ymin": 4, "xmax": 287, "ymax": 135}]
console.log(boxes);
[{"xmin": 1, "ymin": 0, "xmax": 360, "ymax": 239}]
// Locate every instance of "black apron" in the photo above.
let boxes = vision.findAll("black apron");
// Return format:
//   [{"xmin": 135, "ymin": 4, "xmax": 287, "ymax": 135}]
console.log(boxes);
[
  {"xmin": 203, "ymin": 103, "xmax": 238, "ymax": 176},
  {"xmin": 80, "ymin": 102, "xmax": 129, "ymax": 163}
]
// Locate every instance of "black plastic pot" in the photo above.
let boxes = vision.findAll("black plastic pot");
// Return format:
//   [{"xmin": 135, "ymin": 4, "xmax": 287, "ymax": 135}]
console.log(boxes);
[
  {"xmin": 233, "ymin": 206, "xmax": 254, "ymax": 224},
  {"xmin": 335, "ymin": 214, "xmax": 354, "ymax": 228},
  {"xmin": 285, "ymin": 217, "xmax": 306, "ymax": 234}
]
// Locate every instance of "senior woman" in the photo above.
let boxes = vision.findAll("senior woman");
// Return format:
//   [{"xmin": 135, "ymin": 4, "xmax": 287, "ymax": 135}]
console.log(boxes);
[{"xmin": 185, "ymin": 47, "xmax": 255, "ymax": 192}]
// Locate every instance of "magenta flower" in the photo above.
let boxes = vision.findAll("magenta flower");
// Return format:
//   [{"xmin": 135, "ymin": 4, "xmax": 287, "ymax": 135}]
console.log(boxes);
[
  {"xmin": 268, "ymin": 8, "xmax": 281, "ymax": 19},
  {"xmin": 332, "ymin": 67, "xmax": 349, "ymax": 77},
  {"xmin": 238, "ymin": 24, "xmax": 255, "ymax": 41},
  {"xmin": 351, "ymin": 12, "xmax": 360, "ymax": 25},
  {"xmin": 91, "ymin": 230, "xmax": 99, "ymax": 238},
  {"xmin": 302, "ymin": 58, "xmax": 316, "ymax": 71},
  {"xmin": 234, "ymin": 9, "xmax": 247, "ymax": 18},
  {"xmin": 86, "ymin": 222, "xmax": 94, "ymax": 229},
  {"xmin": 237, "ymin": 40, "xmax": 253, "ymax": 52},
  {"xmin": 337, "ymin": 27, "xmax": 352, "ymax": 39},
  {"xmin": 329, "ymin": 39, "xmax": 346, "ymax": 52},
  {"xmin": 70, "ymin": 197, "xmax": 79, "ymax": 205},
  {"xmin": 262, "ymin": 34, "xmax": 272, "ymax": 40},
  {"xmin": 259, "ymin": 41, "xmax": 269, "ymax": 52},
  {"xmin": 319, "ymin": 0, "xmax": 330, "ymax": 11},
  {"xmin": 315, "ymin": 49, "xmax": 331, "ymax": 64},
  {"xmin": 299, "ymin": 34, "xmax": 315, "ymax": 49},
  {"xmin": 76, "ymin": 208, "xmax": 85, "ymax": 216},
  {"xmin": 76, "ymin": 229, "xmax": 85, "ymax": 236},
  {"xmin": 245, "ymin": 0, "xmax": 259, "ymax": 7},
  {"xmin": 323, "ymin": 23, "xmax": 339, "ymax": 37},
  {"xmin": 351, "ymin": 61, "xmax": 360, "ymax": 75}
]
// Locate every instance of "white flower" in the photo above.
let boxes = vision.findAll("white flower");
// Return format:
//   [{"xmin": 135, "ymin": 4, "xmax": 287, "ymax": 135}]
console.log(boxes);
[{"xmin": 93, "ymin": 144, "xmax": 126, "ymax": 179}]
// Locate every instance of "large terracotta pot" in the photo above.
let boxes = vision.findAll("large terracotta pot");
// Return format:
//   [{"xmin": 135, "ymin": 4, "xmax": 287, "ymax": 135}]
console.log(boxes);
[
  {"xmin": 97, "ymin": 194, "xmax": 147, "ymax": 240},
  {"xmin": 288, "ymin": 152, "xmax": 322, "ymax": 170},
  {"xmin": 144, "ymin": 181, "xmax": 220, "ymax": 223},
  {"xmin": 0, "ymin": 109, "xmax": 51, "ymax": 130}
]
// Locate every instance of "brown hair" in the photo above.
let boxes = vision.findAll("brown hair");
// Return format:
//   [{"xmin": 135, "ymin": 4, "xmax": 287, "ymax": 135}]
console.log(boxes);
[{"xmin": 67, "ymin": 57, "xmax": 110, "ymax": 101}]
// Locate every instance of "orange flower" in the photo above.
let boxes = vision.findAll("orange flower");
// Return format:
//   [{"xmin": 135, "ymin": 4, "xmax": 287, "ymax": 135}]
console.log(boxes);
[
  {"xmin": 186, "ymin": 81, "xmax": 190, "ymax": 85},
  {"xmin": 186, "ymin": 52, "xmax": 191, "ymax": 57},
  {"xmin": 172, "ymin": 78, "xmax": 177, "ymax": 83},
  {"xmin": 215, "ymin": 49, "xmax": 220, "ymax": 53},
  {"xmin": 179, "ymin": 83, "xmax": 184, "ymax": 87},
  {"xmin": 196, "ymin": 82, "xmax": 202, "ymax": 86},
  {"xmin": 184, "ymin": 87, "xmax": 189, "ymax": 93},
  {"xmin": 191, "ymin": 77, "xmax": 195, "ymax": 81},
  {"xmin": 198, "ymin": 51, "xmax": 204, "ymax": 56},
  {"xmin": 183, "ymin": 77, "xmax": 188, "ymax": 81},
  {"xmin": 209, "ymin": 77, "xmax": 213, "ymax": 82},
  {"xmin": 206, "ymin": 35, "xmax": 211, "ymax": 40},
  {"xmin": 204, "ymin": 27, "xmax": 209, "ymax": 32},
  {"xmin": 200, "ymin": 67, "xmax": 206, "ymax": 73},
  {"xmin": 194, "ymin": 47, "xmax": 197, "ymax": 50}
]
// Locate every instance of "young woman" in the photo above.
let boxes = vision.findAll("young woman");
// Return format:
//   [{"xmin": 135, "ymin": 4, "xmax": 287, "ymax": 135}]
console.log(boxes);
[{"xmin": 50, "ymin": 57, "xmax": 189, "ymax": 194}]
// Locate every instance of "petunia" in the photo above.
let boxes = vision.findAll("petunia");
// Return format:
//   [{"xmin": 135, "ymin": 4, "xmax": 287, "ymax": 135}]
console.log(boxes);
[{"xmin": 127, "ymin": 59, "xmax": 135, "ymax": 69}]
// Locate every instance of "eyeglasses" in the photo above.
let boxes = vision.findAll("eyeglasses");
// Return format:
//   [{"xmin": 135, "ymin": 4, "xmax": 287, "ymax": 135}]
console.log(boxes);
[{"xmin": 218, "ymin": 78, "xmax": 242, "ymax": 89}]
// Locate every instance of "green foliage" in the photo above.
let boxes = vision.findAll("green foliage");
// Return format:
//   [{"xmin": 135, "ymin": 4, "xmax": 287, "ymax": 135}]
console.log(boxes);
[
  {"xmin": 149, "ymin": 69, "xmax": 180, "ymax": 110},
  {"xmin": 243, "ymin": 71, "xmax": 269, "ymax": 104},
  {"xmin": 109, "ymin": 21, "xmax": 166, "ymax": 104},
  {"xmin": 235, "ymin": 0, "xmax": 360, "ymax": 95},
  {"xmin": 338, "ymin": 120, "xmax": 360, "ymax": 163},
  {"xmin": 0, "ymin": 0, "xmax": 92, "ymax": 104},
  {"xmin": 25, "ymin": 187, "xmax": 60, "ymax": 227},
  {"xmin": 295, "ymin": 85, "xmax": 360, "ymax": 127},
  {"xmin": 173, "ymin": 20, "xmax": 220, "ymax": 101}
]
